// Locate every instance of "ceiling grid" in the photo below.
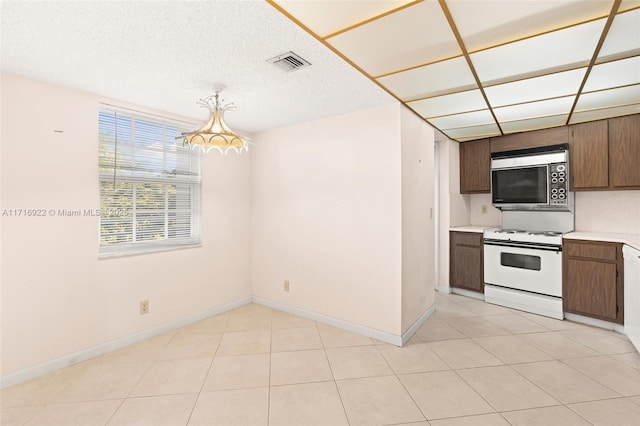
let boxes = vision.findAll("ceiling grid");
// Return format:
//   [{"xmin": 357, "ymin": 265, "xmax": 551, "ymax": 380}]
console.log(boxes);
[{"xmin": 271, "ymin": 0, "xmax": 640, "ymax": 141}]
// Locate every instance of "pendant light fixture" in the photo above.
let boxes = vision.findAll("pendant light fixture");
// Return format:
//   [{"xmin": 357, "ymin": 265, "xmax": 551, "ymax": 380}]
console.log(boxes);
[{"xmin": 179, "ymin": 84, "xmax": 250, "ymax": 154}]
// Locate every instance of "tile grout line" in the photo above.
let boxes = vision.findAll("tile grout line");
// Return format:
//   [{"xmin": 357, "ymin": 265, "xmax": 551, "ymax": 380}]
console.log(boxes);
[
  {"xmin": 6, "ymin": 299, "xmax": 640, "ymax": 425},
  {"xmin": 557, "ymin": 355, "xmax": 636, "ymax": 398},
  {"xmin": 99, "ymin": 354, "xmax": 160, "ymax": 426},
  {"xmin": 429, "ymin": 318, "xmax": 562, "ymax": 418},
  {"xmin": 374, "ymin": 344, "xmax": 428, "ymax": 424},
  {"xmin": 267, "ymin": 310, "xmax": 273, "ymax": 426},
  {"xmin": 183, "ymin": 311, "xmax": 229, "ymax": 426},
  {"xmin": 316, "ymin": 319, "xmax": 351, "ymax": 425},
  {"xmin": 563, "ymin": 396, "xmax": 627, "ymax": 426},
  {"xmin": 441, "ymin": 294, "xmax": 640, "ymax": 423}
]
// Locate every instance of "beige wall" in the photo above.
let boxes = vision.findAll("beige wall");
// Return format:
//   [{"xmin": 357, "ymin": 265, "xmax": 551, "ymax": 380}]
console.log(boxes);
[
  {"xmin": 400, "ymin": 107, "xmax": 435, "ymax": 332},
  {"xmin": 0, "ymin": 74, "xmax": 253, "ymax": 377},
  {"xmin": 250, "ymin": 104, "xmax": 403, "ymax": 335},
  {"xmin": 469, "ymin": 193, "xmax": 501, "ymax": 227},
  {"xmin": 436, "ymin": 138, "xmax": 471, "ymax": 290}
]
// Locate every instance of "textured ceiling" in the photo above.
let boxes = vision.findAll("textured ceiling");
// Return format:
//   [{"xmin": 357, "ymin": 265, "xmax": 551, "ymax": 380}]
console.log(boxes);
[
  {"xmin": 272, "ymin": 0, "xmax": 640, "ymax": 141},
  {"xmin": 0, "ymin": 1, "xmax": 395, "ymax": 134},
  {"xmin": 3, "ymin": 1, "xmax": 639, "ymax": 142}
]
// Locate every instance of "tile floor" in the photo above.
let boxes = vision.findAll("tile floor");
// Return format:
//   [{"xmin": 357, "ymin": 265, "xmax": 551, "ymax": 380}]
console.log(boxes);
[{"xmin": 2, "ymin": 292, "xmax": 640, "ymax": 425}]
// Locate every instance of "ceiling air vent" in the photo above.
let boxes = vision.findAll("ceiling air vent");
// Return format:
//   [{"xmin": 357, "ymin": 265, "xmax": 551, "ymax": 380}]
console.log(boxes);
[{"xmin": 267, "ymin": 51, "xmax": 311, "ymax": 72}]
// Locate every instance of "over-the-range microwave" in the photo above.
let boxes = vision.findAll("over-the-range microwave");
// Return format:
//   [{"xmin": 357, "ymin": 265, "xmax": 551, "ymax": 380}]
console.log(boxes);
[{"xmin": 491, "ymin": 144, "xmax": 573, "ymax": 211}]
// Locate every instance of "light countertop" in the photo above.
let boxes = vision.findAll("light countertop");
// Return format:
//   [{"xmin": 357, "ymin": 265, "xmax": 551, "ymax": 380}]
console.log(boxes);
[
  {"xmin": 449, "ymin": 227, "xmax": 640, "ymax": 251},
  {"xmin": 449, "ymin": 225, "xmax": 495, "ymax": 233},
  {"xmin": 564, "ymin": 231, "xmax": 640, "ymax": 251}
]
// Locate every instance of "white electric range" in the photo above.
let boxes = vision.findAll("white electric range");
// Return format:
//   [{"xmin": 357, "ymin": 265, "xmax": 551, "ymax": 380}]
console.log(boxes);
[{"xmin": 483, "ymin": 211, "xmax": 574, "ymax": 319}]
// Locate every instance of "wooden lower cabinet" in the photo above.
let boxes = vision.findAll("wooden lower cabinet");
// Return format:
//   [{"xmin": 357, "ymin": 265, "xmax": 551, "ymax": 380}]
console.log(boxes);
[
  {"xmin": 450, "ymin": 231, "xmax": 484, "ymax": 293},
  {"xmin": 563, "ymin": 239, "xmax": 624, "ymax": 323}
]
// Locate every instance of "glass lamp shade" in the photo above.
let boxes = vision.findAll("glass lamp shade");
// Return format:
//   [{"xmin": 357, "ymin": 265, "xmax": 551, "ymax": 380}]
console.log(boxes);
[{"xmin": 180, "ymin": 92, "xmax": 250, "ymax": 154}]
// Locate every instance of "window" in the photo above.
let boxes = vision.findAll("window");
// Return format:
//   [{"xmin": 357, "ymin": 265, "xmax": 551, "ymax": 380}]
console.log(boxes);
[{"xmin": 98, "ymin": 106, "xmax": 201, "ymax": 257}]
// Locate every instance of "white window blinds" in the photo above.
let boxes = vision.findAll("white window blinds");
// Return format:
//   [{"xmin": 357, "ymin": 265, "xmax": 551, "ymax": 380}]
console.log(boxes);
[{"xmin": 98, "ymin": 106, "xmax": 201, "ymax": 257}]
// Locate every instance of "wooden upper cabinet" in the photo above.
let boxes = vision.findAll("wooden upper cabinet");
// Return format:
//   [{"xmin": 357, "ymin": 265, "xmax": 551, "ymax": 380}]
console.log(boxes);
[
  {"xmin": 490, "ymin": 126, "xmax": 568, "ymax": 153},
  {"xmin": 609, "ymin": 115, "xmax": 640, "ymax": 188},
  {"xmin": 459, "ymin": 138, "xmax": 490, "ymax": 194},
  {"xmin": 458, "ymin": 113, "xmax": 639, "ymax": 193},
  {"xmin": 569, "ymin": 120, "xmax": 609, "ymax": 190}
]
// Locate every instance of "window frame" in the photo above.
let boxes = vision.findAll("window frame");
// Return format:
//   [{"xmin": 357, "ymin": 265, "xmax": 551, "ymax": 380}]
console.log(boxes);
[{"xmin": 98, "ymin": 105, "xmax": 202, "ymax": 258}]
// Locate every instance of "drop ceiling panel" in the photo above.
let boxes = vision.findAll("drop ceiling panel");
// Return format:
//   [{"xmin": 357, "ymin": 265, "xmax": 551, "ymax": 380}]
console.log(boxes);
[
  {"xmin": 501, "ymin": 115, "xmax": 569, "ymax": 134},
  {"xmin": 378, "ymin": 56, "xmax": 476, "ymax": 100},
  {"xmin": 570, "ymin": 104, "xmax": 640, "ymax": 123},
  {"xmin": 471, "ymin": 19, "xmax": 605, "ymax": 85},
  {"xmin": 427, "ymin": 109, "xmax": 495, "ymax": 130},
  {"xmin": 407, "ymin": 89, "xmax": 487, "ymax": 118},
  {"xmin": 269, "ymin": 0, "xmax": 638, "ymax": 141},
  {"xmin": 448, "ymin": 0, "xmax": 613, "ymax": 52},
  {"xmin": 441, "ymin": 123, "xmax": 501, "ymax": 140},
  {"xmin": 327, "ymin": 0, "xmax": 460, "ymax": 77},
  {"xmin": 493, "ymin": 96, "xmax": 575, "ymax": 122},
  {"xmin": 583, "ymin": 56, "xmax": 640, "ymax": 92},
  {"xmin": 597, "ymin": 8, "xmax": 640, "ymax": 62},
  {"xmin": 275, "ymin": 0, "xmax": 416, "ymax": 37},
  {"xmin": 577, "ymin": 84, "xmax": 640, "ymax": 112},
  {"xmin": 620, "ymin": 1, "xmax": 640, "ymax": 12},
  {"xmin": 485, "ymin": 68, "xmax": 586, "ymax": 107}
]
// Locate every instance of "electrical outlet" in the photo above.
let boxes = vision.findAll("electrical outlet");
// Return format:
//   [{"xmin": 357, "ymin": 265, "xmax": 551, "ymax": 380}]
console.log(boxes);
[
  {"xmin": 284, "ymin": 280, "xmax": 290, "ymax": 292},
  {"xmin": 140, "ymin": 300, "xmax": 149, "ymax": 315},
  {"xmin": 481, "ymin": 205, "xmax": 488, "ymax": 214}
]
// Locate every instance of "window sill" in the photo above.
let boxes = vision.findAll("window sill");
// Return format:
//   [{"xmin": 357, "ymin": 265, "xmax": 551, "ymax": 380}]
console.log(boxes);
[{"xmin": 99, "ymin": 241, "xmax": 202, "ymax": 259}]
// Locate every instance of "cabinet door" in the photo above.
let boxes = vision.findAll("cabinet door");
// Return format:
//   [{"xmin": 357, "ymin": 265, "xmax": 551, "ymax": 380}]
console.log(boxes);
[
  {"xmin": 609, "ymin": 115, "xmax": 640, "ymax": 188},
  {"xmin": 564, "ymin": 258, "xmax": 618, "ymax": 321},
  {"xmin": 451, "ymin": 245, "xmax": 483, "ymax": 291},
  {"xmin": 450, "ymin": 232, "xmax": 483, "ymax": 292},
  {"xmin": 569, "ymin": 121, "xmax": 608, "ymax": 190},
  {"xmin": 459, "ymin": 139, "xmax": 490, "ymax": 194},
  {"xmin": 490, "ymin": 126, "xmax": 568, "ymax": 152}
]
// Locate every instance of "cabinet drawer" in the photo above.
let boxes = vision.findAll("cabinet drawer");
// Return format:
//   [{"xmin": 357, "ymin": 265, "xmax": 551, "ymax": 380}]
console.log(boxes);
[
  {"xmin": 565, "ymin": 240, "xmax": 618, "ymax": 261},
  {"xmin": 450, "ymin": 231, "xmax": 482, "ymax": 247}
]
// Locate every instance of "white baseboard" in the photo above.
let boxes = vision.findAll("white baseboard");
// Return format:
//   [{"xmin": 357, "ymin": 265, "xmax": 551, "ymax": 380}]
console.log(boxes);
[
  {"xmin": 3, "ymin": 296, "xmax": 432, "ymax": 388},
  {"xmin": 0, "ymin": 296, "xmax": 253, "ymax": 389},
  {"xmin": 564, "ymin": 312, "xmax": 626, "ymax": 334},
  {"xmin": 436, "ymin": 286, "xmax": 452, "ymax": 294},
  {"xmin": 451, "ymin": 288, "xmax": 484, "ymax": 301},
  {"xmin": 401, "ymin": 303, "xmax": 436, "ymax": 346},
  {"xmin": 252, "ymin": 296, "xmax": 404, "ymax": 346}
]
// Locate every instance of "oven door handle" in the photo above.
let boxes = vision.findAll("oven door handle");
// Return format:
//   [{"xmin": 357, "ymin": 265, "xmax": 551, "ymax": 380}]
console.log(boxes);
[{"xmin": 483, "ymin": 239, "xmax": 563, "ymax": 252}]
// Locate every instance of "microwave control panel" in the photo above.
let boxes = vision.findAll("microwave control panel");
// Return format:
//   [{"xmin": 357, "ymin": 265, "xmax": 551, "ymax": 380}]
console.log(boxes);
[{"xmin": 549, "ymin": 163, "xmax": 568, "ymax": 205}]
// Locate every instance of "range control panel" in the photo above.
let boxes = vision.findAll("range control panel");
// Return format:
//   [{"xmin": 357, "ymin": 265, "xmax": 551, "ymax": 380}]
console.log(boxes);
[{"xmin": 549, "ymin": 163, "xmax": 568, "ymax": 205}]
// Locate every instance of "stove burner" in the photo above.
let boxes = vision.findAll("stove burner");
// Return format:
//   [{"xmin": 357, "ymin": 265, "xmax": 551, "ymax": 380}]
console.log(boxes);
[
  {"xmin": 497, "ymin": 229, "xmax": 527, "ymax": 234},
  {"xmin": 527, "ymin": 231, "xmax": 563, "ymax": 236}
]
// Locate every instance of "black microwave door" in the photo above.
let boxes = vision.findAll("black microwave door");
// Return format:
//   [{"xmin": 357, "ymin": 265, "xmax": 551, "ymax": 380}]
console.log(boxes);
[{"xmin": 492, "ymin": 166, "xmax": 548, "ymax": 204}]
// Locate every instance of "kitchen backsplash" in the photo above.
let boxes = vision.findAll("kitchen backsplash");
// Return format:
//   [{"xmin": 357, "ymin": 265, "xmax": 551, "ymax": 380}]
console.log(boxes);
[
  {"xmin": 467, "ymin": 190, "xmax": 639, "ymax": 234},
  {"xmin": 575, "ymin": 190, "xmax": 640, "ymax": 234},
  {"xmin": 469, "ymin": 193, "xmax": 501, "ymax": 227}
]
